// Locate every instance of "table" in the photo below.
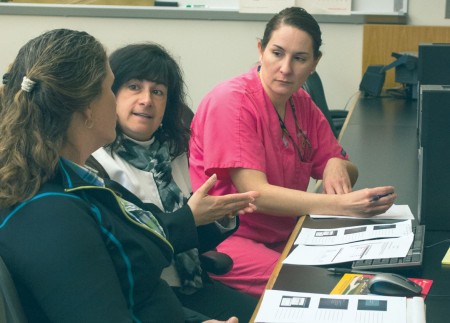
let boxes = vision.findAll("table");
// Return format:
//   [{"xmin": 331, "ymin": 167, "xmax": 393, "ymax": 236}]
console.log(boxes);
[{"xmin": 250, "ymin": 94, "xmax": 450, "ymax": 322}]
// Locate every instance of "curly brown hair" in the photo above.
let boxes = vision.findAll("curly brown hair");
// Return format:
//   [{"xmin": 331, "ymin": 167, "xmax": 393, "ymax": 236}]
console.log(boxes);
[{"xmin": 0, "ymin": 29, "xmax": 107, "ymax": 208}]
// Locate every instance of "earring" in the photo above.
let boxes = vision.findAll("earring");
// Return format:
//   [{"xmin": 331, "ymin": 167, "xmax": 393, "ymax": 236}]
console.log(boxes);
[{"xmin": 85, "ymin": 118, "xmax": 94, "ymax": 129}]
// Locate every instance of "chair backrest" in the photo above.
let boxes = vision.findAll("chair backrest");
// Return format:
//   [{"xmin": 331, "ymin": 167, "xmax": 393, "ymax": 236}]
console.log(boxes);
[
  {"xmin": 181, "ymin": 104, "xmax": 195, "ymax": 129},
  {"xmin": 302, "ymin": 71, "xmax": 339, "ymax": 138},
  {"xmin": 0, "ymin": 256, "xmax": 28, "ymax": 323}
]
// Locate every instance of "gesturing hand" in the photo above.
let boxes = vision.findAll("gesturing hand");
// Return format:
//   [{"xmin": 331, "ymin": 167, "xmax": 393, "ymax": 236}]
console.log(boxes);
[{"xmin": 187, "ymin": 174, "xmax": 259, "ymax": 226}]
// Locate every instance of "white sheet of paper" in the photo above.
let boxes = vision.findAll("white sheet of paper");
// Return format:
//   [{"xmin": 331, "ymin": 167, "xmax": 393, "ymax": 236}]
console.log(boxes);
[
  {"xmin": 254, "ymin": 290, "xmax": 407, "ymax": 323},
  {"xmin": 406, "ymin": 297, "xmax": 426, "ymax": 323},
  {"xmin": 283, "ymin": 234, "xmax": 414, "ymax": 265},
  {"xmin": 294, "ymin": 220, "xmax": 412, "ymax": 245},
  {"xmin": 309, "ymin": 204, "xmax": 414, "ymax": 220},
  {"xmin": 296, "ymin": 0, "xmax": 352, "ymax": 15},
  {"xmin": 239, "ymin": 0, "xmax": 295, "ymax": 13}
]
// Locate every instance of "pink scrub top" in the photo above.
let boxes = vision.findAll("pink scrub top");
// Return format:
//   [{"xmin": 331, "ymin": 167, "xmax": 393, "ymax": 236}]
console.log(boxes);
[{"xmin": 189, "ymin": 66, "xmax": 348, "ymax": 245}]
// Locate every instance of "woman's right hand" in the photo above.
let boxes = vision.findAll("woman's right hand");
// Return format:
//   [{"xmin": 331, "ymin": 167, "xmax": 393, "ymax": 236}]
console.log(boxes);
[
  {"xmin": 339, "ymin": 186, "xmax": 397, "ymax": 217},
  {"xmin": 187, "ymin": 174, "xmax": 260, "ymax": 226}
]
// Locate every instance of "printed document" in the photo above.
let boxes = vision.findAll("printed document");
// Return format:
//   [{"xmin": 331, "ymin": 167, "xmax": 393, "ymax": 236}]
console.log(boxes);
[
  {"xmin": 283, "ymin": 234, "xmax": 413, "ymax": 265},
  {"xmin": 294, "ymin": 220, "xmax": 412, "ymax": 246},
  {"xmin": 310, "ymin": 204, "xmax": 414, "ymax": 220},
  {"xmin": 254, "ymin": 290, "xmax": 410, "ymax": 323}
]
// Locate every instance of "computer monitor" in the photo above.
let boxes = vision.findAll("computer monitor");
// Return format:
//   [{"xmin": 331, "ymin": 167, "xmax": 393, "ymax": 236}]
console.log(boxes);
[
  {"xmin": 417, "ymin": 43, "xmax": 450, "ymax": 146},
  {"xmin": 418, "ymin": 85, "xmax": 450, "ymax": 230},
  {"xmin": 418, "ymin": 43, "xmax": 450, "ymax": 85}
]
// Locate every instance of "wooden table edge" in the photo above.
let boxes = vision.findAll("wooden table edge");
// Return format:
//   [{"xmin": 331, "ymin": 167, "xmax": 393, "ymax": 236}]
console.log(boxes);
[{"xmin": 249, "ymin": 215, "xmax": 307, "ymax": 322}]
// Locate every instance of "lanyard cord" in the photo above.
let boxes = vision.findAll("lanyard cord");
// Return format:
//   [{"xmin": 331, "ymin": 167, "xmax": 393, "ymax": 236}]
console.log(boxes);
[
  {"xmin": 273, "ymin": 97, "xmax": 312, "ymax": 162},
  {"xmin": 257, "ymin": 65, "xmax": 312, "ymax": 161}
]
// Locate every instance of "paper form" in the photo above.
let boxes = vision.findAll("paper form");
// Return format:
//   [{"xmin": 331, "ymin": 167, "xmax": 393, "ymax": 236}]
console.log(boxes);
[
  {"xmin": 310, "ymin": 204, "xmax": 414, "ymax": 220},
  {"xmin": 294, "ymin": 220, "xmax": 412, "ymax": 246},
  {"xmin": 254, "ymin": 290, "xmax": 407, "ymax": 323},
  {"xmin": 283, "ymin": 234, "xmax": 414, "ymax": 265}
]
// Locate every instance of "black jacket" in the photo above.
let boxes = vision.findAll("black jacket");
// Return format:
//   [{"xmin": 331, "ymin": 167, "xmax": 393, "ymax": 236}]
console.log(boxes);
[{"xmin": 0, "ymin": 160, "xmax": 235, "ymax": 323}]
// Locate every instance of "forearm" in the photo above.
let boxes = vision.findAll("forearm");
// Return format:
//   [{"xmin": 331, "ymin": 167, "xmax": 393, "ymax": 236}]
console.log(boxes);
[
  {"xmin": 253, "ymin": 182, "xmax": 342, "ymax": 216},
  {"xmin": 230, "ymin": 168, "xmax": 396, "ymax": 218}
]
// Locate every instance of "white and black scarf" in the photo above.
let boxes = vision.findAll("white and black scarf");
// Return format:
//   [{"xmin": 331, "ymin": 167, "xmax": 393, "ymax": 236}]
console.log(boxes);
[{"xmin": 115, "ymin": 137, "xmax": 203, "ymax": 295}]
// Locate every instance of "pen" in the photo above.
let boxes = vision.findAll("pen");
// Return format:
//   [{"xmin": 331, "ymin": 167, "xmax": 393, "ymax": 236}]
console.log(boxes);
[
  {"xmin": 327, "ymin": 267, "xmax": 380, "ymax": 276},
  {"xmin": 370, "ymin": 192, "xmax": 393, "ymax": 202}
]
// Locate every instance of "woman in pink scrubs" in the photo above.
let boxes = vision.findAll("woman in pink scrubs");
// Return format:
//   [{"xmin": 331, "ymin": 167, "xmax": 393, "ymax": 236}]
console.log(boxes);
[{"xmin": 189, "ymin": 7, "xmax": 397, "ymax": 297}]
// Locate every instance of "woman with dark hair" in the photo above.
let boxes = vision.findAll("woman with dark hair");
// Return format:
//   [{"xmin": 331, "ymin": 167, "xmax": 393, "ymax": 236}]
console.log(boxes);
[
  {"xmin": 0, "ymin": 30, "xmax": 255, "ymax": 323},
  {"xmin": 189, "ymin": 7, "xmax": 397, "ymax": 297},
  {"xmin": 107, "ymin": 43, "xmax": 189, "ymax": 158},
  {"xmin": 92, "ymin": 43, "xmax": 259, "ymax": 322}
]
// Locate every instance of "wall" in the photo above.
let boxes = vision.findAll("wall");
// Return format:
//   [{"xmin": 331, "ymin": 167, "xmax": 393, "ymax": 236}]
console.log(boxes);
[
  {"xmin": 0, "ymin": 0, "xmax": 449, "ymax": 111},
  {"xmin": 362, "ymin": 25, "xmax": 450, "ymax": 89}
]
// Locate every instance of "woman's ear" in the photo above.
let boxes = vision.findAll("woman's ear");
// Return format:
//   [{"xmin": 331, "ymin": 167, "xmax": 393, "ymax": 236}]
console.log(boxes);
[
  {"xmin": 83, "ymin": 106, "xmax": 93, "ymax": 121},
  {"xmin": 257, "ymin": 40, "xmax": 264, "ymax": 63},
  {"xmin": 311, "ymin": 53, "xmax": 322, "ymax": 73},
  {"xmin": 81, "ymin": 106, "xmax": 95, "ymax": 129}
]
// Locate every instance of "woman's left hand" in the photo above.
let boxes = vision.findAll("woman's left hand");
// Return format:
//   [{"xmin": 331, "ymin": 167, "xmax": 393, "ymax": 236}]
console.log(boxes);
[
  {"xmin": 322, "ymin": 158, "xmax": 356, "ymax": 194},
  {"xmin": 187, "ymin": 174, "xmax": 260, "ymax": 226}
]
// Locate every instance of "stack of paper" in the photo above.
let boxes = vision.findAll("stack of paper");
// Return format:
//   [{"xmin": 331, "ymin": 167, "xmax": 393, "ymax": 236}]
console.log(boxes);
[
  {"xmin": 255, "ymin": 290, "xmax": 426, "ymax": 323},
  {"xmin": 283, "ymin": 220, "xmax": 414, "ymax": 266},
  {"xmin": 309, "ymin": 204, "xmax": 414, "ymax": 220}
]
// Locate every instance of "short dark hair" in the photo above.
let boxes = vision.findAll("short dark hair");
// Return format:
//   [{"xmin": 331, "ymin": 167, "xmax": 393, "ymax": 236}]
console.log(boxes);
[
  {"xmin": 108, "ymin": 43, "xmax": 190, "ymax": 157},
  {"xmin": 261, "ymin": 7, "xmax": 322, "ymax": 58}
]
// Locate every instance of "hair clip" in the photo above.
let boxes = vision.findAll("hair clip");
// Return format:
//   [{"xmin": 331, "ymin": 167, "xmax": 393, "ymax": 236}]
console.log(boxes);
[
  {"xmin": 21, "ymin": 76, "xmax": 36, "ymax": 93},
  {"xmin": 2, "ymin": 73, "xmax": 9, "ymax": 85}
]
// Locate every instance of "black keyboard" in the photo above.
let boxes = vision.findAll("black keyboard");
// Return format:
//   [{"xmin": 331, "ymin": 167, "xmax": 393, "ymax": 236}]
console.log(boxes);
[{"xmin": 352, "ymin": 225, "xmax": 425, "ymax": 270}]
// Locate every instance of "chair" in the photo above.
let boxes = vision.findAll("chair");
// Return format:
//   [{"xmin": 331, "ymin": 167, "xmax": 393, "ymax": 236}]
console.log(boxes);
[
  {"xmin": 181, "ymin": 103, "xmax": 195, "ymax": 129},
  {"xmin": 302, "ymin": 71, "xmax": 348, "ymax": 138},
  {"xmin": 0, "ymin": 256, "xmax": 27, "ymax": 323}
]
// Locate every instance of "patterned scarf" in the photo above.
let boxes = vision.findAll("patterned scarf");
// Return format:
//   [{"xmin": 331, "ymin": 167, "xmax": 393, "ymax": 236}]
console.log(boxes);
[{"xmin": 115, "ymin": 137, "xmax": 203, "ymax": 294}]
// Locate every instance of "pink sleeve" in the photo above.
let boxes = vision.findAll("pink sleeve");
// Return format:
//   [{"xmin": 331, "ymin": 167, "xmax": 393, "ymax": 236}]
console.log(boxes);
[{"xmin": 190, "ymin": 86, "xmax": 267, "ymax": 182}]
